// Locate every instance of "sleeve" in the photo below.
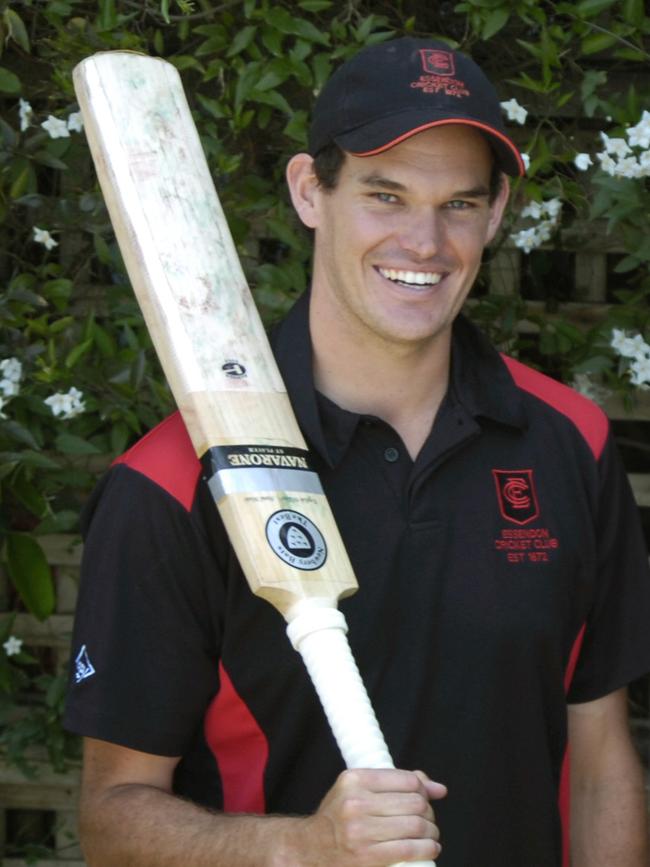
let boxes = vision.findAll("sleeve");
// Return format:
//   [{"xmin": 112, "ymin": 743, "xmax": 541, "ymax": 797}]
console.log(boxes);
[
  {"xmin": 63, "ymin": 464, "xmax": 225, "ymax": 755},
  {"xmin": 567, "ymin": 431, "xmax": 650, "ymax": 703}
]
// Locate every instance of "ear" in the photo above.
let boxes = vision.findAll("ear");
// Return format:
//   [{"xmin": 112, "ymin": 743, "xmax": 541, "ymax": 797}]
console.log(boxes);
[
  {"xmin": 485, "ymin": 174, "xmax": 511, "ymax": 245},
  {"xmin": 286, "ymin": 153, "xmax": 321, "ymax": 229}
]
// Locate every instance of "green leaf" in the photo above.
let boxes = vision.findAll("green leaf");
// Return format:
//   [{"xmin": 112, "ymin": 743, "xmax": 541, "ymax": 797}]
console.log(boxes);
[
  {"xmin": 65, "ymin": 338, "xmax": 93, "ymax": 369},
  {"xmin": 54, "ymin": 433, "xmax": 101, "ymax": 455},
  {"xmin": 98, "ymin": 0, "xmax": 117, "ymax": 29},
  {"xmin": 1, "ymin": 421, "xmax": 41, "ymax": 450},
  {"xmin": 4, "ymin": 9, "xmax": 31, "ymax": 52},
  {"xmin": 5, "ymin": 533, "xmax": 55, "ymax": 621},
  {"xmin": 0, "ymin": 67, "xmax": 21, "ymax": 95},
  {"xmin": 581, "ymin": 32, "xmax": 617, "ymax": 55},
  {"xmin": 9, "ymin": 166, "xmax": 31, "ymax": 200},
  {"xmin": 576, "ymin": 0, "xmax": 615, "ymax": 16},
  {"xmin": 11, "ymin": 474, "xmax": 49, "ymax": 518},
  {"xmin": 482, "ymin": 8, "xmax": 509, "ymax": 39},
  {"xmin": 226, "ymin": 24, "xmax": 257, "ymax": 57},
  {"xmin": 622, "ymin": 0, "xmax": 644, "ymax": 26},
  {"xmin": 2, "ymin": 450, "xmax": 60, "ymax": 470},
  {"xmin": 35, "ymin": 509, "xmax": 79, "ymax": 534},
  {"xmin": 298, "ymin": 0, "xmax": 332, "ymax": 10},
  {"xmin": 32, "ymin": 150, "xmax": 68, "ymax": 170}
]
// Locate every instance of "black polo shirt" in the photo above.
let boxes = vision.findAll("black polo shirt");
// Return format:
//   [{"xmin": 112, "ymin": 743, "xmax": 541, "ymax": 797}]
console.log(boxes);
[{"xmin": 64, "ymin": 292, "xmax": 650, "ymax": 867}]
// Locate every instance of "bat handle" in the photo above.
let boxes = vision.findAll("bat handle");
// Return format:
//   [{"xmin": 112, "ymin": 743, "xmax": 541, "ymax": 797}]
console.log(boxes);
[{"xmin": 286, "ymin": 603, "xmax": 436, "ymax": 867}]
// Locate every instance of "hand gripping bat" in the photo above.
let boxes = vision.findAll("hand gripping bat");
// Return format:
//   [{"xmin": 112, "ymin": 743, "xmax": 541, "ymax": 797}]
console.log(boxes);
[{"xmin": 73, "ymin": 51, "xmax": 436, "ymax": 867}]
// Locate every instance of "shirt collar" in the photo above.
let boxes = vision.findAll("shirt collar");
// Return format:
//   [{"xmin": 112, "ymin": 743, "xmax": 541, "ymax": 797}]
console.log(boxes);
[{"xmin": 270, "ymin": 292, "xmax": 527, "ymax": 467}]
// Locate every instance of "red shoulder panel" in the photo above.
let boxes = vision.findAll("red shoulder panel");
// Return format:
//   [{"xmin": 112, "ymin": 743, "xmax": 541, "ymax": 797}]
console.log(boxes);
[
  {"xmin": 502, "ymin": 355, "xmax": 609, "ymax": 460},
  {"xmin": 113, "ymin": 411, "xmax": 201, "ymax": 512}
]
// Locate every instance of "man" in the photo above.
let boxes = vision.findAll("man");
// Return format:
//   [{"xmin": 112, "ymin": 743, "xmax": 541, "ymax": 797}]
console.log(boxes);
[{"xmin": 64, "ymin": 38, "xmax": 650, "ymax": 865}]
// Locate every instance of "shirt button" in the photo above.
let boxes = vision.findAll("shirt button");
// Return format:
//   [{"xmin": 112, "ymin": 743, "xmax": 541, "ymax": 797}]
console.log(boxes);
[{"xmin": 384, "ymin": 447, "xmax": 400, "ymax": 463}]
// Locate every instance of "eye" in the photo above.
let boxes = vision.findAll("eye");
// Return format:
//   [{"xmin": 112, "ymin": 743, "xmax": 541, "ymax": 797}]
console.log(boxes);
[
  {"xmin": 445, "ymin": 199, "xmax": 474, "ymax": 210},
  {"xmin": 372, "ymin": 192, "xmax": 400, "ymax": 204}
]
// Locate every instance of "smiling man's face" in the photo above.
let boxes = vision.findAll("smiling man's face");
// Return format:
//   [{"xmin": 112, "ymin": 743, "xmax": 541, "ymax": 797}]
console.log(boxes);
[{"xmin": 294, "ymin": 124, "xmax": 509, "ymax": 357}]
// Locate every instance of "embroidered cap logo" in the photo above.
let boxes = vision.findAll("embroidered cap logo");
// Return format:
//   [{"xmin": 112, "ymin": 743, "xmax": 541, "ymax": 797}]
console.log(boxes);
[
  {"xmin": 420, "ymin": 49, "xmax": 455, "ymax": 77},
  {"xmin": 493, "ymin": 469, "xmax": 540, "ymax": 526}
]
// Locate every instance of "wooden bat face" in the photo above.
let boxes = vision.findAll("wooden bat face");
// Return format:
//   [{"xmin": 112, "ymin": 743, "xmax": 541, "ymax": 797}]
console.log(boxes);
[{"xmin": 73, "ymin": 52, "xmax": 358, "ymax": 617}]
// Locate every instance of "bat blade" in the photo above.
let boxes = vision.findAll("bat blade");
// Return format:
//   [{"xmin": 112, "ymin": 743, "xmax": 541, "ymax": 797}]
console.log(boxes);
[
  {"xmin": 73, "ymin": 51, "xmax": 358, "ymax": 616},
  {"xmin": 73, "ymin": 51, "xmax": 435, "ymax": 867}
]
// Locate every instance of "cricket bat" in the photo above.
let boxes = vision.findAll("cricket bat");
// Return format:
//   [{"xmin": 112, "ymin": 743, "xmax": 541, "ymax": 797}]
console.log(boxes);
[{"xmin": 73, "ymin": 51, "xmax": 435, "ymax": 867}]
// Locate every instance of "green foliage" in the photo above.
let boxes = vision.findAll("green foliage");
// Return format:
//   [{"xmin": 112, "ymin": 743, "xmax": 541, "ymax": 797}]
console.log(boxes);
[{"xmin": 0, "ymin": 0, "xmax": 649, "ymax": 773}]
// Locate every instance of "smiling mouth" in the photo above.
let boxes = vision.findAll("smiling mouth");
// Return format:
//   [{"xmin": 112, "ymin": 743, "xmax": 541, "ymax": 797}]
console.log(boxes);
[{"xmin": 377, "ymin": 267, "xmax": 443, "ymax": 287}]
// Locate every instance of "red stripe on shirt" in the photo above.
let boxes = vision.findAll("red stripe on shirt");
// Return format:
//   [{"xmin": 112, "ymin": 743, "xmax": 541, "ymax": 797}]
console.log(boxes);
[
  {"xmin": 113, "ymin": 411, "xmax": 200, "ymax": 512},
  {"xmin": 204, "ymin": 662, "xmax": 269, "ymax": 813},
  {"xmin": 559, "ymin": 623, "xmax": 587, "ymax": 867},
  {"xmin": 502, "ymin": 355, "xmax": 609, "ymax": 460}
]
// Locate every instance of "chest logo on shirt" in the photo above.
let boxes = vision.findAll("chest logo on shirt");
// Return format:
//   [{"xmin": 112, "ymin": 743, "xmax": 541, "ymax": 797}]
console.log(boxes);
[
  {"xmin": 266, "ymin": 509, "xmax": 327, "ymax": 570},
  {"xmin": 492, "ymin": 469, "xmax": 539, "ymax": 526}
]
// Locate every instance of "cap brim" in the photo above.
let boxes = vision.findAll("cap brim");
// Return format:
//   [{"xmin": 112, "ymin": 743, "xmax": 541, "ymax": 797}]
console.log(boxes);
[{"xmin": 336, "ymin": 115, "xmax": 525, "ymax": 177}]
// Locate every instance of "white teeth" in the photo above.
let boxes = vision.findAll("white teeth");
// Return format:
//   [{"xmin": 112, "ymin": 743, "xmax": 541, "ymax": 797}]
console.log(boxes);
[{"xmin": 378, "ymin": 267, "xmax": 442, "ymax": 286}]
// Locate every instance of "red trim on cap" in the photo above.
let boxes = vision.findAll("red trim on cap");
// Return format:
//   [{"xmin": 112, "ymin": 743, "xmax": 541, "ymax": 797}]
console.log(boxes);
[
  {"xmin": 204, "ymin": 662, "xmax": 269, "ymax": 813},
  {"xmin": 349, "ymin": 118, "xmax": 525, "ymax": 176}
]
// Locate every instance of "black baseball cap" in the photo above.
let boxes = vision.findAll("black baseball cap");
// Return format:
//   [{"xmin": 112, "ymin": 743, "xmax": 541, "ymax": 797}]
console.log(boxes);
[{"xmin": 308, "ymin": 37, "xmax": 525, "ymax": 177}]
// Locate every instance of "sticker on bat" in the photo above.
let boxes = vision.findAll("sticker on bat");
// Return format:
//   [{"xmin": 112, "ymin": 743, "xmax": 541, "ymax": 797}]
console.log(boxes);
[
  {"xmin": 222, "ymin": 359, "xmax": 247, "ymax": 378},
  {"xmin": 265, "ymin": 509, "xmax": 327, "ymax": 570}
]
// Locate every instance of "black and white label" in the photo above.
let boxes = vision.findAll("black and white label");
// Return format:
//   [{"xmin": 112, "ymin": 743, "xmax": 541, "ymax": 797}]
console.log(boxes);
[
  {"xmin": 202, "ymin": 445, "xmax": 324, "ymax": 501},
  {"xmin": 265, "ymin": 509, "xmax": 327, "ymax": 570}
]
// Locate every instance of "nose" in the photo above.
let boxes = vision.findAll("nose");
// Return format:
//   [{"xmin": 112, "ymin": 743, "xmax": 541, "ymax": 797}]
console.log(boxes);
[{"xmin": 397, "ymin": 207, "xmax": 442, "ymax": 260}]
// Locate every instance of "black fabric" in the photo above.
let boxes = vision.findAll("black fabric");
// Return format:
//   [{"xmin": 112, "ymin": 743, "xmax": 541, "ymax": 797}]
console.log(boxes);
[{"xmin": 64, "ymin": 293, "xmax": 650, "ymax": 866}]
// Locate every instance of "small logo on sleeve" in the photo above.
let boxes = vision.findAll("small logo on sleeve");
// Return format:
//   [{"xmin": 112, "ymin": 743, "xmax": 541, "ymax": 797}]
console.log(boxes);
[
  {"xmin": 492, "ymin": 469, "xmax": 539, "ymax": 526},
  {"xmin": 74, "ymin": 644, "xmax": 96, "ymax": 683}
]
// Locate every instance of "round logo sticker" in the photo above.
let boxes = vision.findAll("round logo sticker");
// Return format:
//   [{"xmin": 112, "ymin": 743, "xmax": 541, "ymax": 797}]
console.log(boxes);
[{"xmin": 265, "ymin": 510, "xmax": 327, "ymax": 571}]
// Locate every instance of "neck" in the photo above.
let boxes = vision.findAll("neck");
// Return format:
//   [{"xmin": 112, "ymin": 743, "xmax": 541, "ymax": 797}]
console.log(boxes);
[{"xmin": 309, "ymin": 298, "xmax": 452, "ymax": 459}]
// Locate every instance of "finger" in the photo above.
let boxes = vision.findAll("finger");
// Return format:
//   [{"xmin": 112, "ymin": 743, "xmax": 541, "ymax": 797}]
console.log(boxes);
[
  {"xmin": 413, "ymin": 769, "xmax": 448, "ymax": 800},
  {"xmin": 342, "ymin": 789, "xmax": 435, "ymax": 821},
  {"xmin": 341, "ymin": 767, "xmax": 430, "ymax": 795}
]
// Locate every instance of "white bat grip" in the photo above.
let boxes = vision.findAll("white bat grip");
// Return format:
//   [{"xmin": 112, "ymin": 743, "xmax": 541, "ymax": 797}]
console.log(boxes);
[{"xmin": 286, "ymin": 605, "xmax": 435, "ymax": 867}]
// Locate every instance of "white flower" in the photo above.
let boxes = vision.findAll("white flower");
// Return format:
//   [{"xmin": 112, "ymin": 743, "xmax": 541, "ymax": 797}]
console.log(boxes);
[
  {"xmin": 520, "ymin": 153, "xmax": 531, "ymax": 171},
  {"xmin": 574, "ymin": 153, "xmax": 593, "ymax": 171},
  {"xmin": 611, "ymin": 329, "xmax": 650, "ymax": 360},
  {"xmin": 3, "ymin": 635, "xmax": 23, "ymax": 657},
  {"xmin": 629, "ymin": 356, "xmax": 650, "ymax": 387},
  {"xmin": 615, "ymin": 156, "xmax": 642, "ymax": 179},
  {"xmin": 571, "ymin": 373, "xmax": 611, "ymax": 404},
  {"xmin": 541, "ymin": 198, "xmax": 562, "ymax": 220},
  {"xmin": 511, "ymin": 227, "xmax": 540, "ymax": 253},
  {"xmin": 638, "ymin": 150, "xmax": 650, "ymax": 175},
  {"xmin": 67, "ymin": 112, "xmax": 84, "ymax": 133},
  {"xmin": 626, "ymin": 110, "xmax": 650, "ymax": 149},
  {"xmin": 18, "ymin": 98, "xmax": 33, "ymax": 132},
  {"xmin": 500, "ymin": 98, "xmax": 528, "ymax": 125},
  {"xmin": 0, "ymin": 357, "xmax": 22, "ymax": 383},
  {"xmin": 597, "ymin": 152, "xmax": 619, "ymax": 176},
  {"xmin": 41, "ymin": 115, "xmax": 70, "ymax": 139},
  {"xmin": 33, "ymin": 226, "xmax": 58, "ymax": 250},
  {"xmin": 0, "ymin": 379, "xmax": 19, "ymax": 397},
  {"xmin": 599, "ymin": 133, "xmax": 631, "ymax": 159},
  {"xmin": 535, "ymin": 219, "xmax": 555, "ymax": 244},
  {"xmin": 0, "ymin": 396, "xmax": 7, "ymax": 420},
  {"xmin": 44, "ymin": 386, "xmax": 86, "ymax": 419},
  {"xmin": 520, "ymin": 201, "xmax": 543, "ymax": 220}
]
